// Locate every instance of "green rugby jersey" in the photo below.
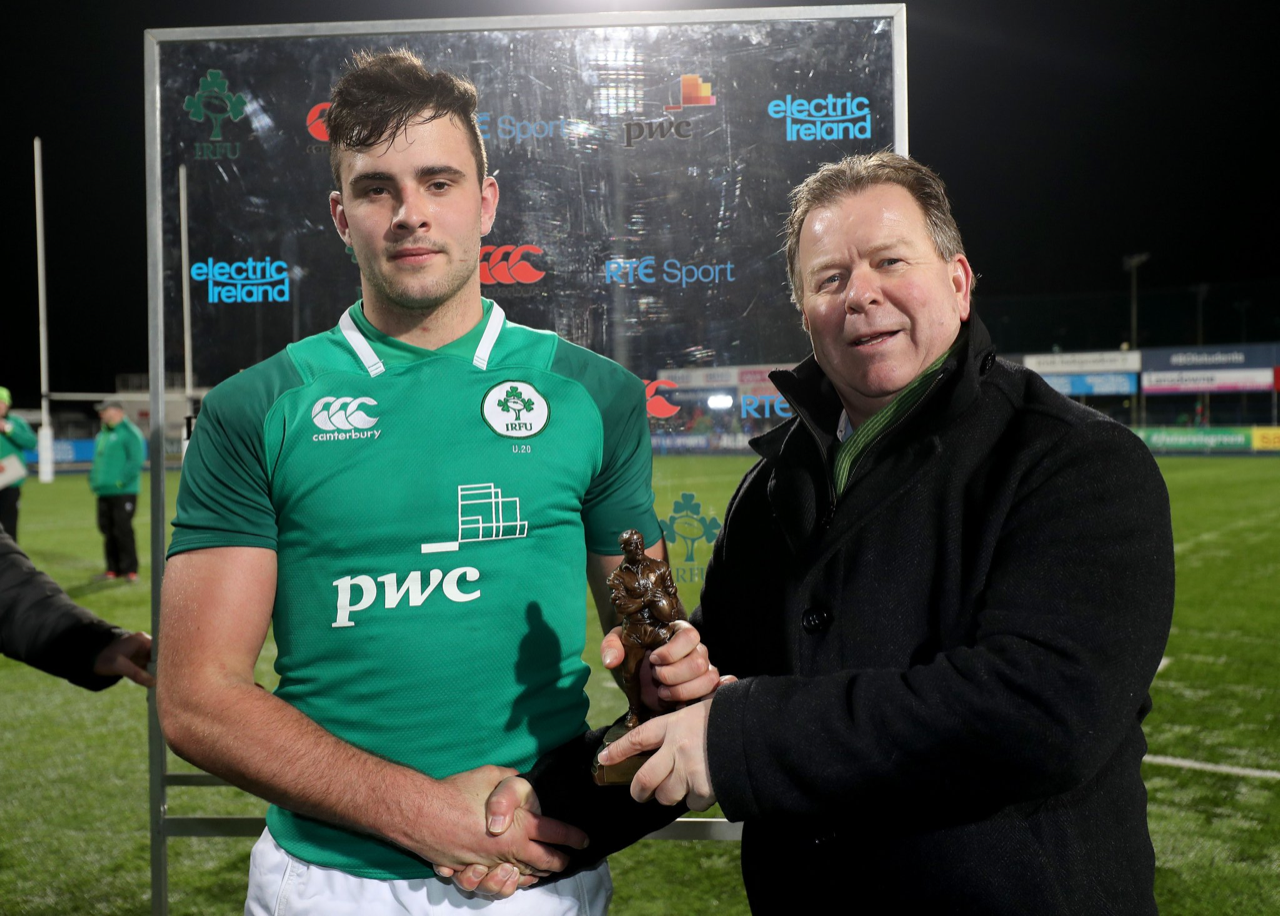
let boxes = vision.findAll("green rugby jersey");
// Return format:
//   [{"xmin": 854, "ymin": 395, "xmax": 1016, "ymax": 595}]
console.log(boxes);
[{"xmin": 169, "ymin": 299, "xmax": 660, "ymax": 879}]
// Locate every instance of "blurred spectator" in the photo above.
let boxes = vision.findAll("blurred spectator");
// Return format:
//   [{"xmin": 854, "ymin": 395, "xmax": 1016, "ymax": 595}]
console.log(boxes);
[
  {"xmin": 89, "ymin": 401, "xmax": 145, "ymax": 583},
  {"xmin": 0, "ymin": 386, "xmax": 38, "ymax": 541}
]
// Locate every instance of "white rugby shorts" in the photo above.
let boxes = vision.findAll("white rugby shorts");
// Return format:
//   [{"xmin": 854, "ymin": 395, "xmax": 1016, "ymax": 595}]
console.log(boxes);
[{"xmin": 245, "ymin": 828, "xmax": 612, "ymax": 916}]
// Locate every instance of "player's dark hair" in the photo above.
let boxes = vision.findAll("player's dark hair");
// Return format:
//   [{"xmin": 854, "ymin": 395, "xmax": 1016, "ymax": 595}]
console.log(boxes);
[{"xmin": 327, "ymin": 48, "xmax": 487, "ymax": 188}]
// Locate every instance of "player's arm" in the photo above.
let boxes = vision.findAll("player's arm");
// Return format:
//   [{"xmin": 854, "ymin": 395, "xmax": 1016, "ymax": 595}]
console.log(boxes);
[{"xmin": 158, "ymin": 546, "xmax": 584, "ymax": 876}]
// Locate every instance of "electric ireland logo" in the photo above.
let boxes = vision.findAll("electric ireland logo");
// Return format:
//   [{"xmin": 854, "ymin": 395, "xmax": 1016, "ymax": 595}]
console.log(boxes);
[
  {"xmin": 767, "ymin": 92, "xmax": 871, "ymax": 142},
  {"xmin": 482, "ymin": 381, "xmax": 549, "ymax": 438},
  {"xmin": 191, "ymin": 257, "xmax": 290, "ymax": 303},
  {"xmin": 183, "ymin": 69, "xmax": 248, "ymax": 160},
  {"xmin": 311, "ymin": 397, "xmax": 380, "ymax": 442}
]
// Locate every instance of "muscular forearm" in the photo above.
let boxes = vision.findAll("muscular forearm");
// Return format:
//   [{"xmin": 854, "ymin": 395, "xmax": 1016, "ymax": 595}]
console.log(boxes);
[{"xmin": 160, "ymin": 677, "xmax": 433, "ymax": 852}]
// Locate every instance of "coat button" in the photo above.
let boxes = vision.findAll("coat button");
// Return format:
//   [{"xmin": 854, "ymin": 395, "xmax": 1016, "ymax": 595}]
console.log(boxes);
[
  {"xmin": 981, "ymin": 352, "xmax": 996, "ymax": 373},
  {"xmin": 802, "ymin": 607, "xmax": 832, "ymax": 633}
]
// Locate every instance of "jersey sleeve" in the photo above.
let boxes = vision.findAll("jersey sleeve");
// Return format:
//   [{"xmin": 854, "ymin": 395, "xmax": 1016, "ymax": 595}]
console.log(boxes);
[
  {"xmin": 554, "ymin": 344, "xmax": 661, "ymax": 555},
  {"xmin": 168, "ymin": 353, "xmax": 301, "ymax": 557}
]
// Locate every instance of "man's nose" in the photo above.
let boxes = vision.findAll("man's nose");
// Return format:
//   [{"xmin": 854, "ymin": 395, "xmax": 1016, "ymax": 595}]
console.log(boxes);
[
  {"xmin": 845, "ymin": 266, "xmax": 880, "ymax": 312},
  {"xmin": 394, "ymin": 188, "xmax": 431, "ymax": 232}
]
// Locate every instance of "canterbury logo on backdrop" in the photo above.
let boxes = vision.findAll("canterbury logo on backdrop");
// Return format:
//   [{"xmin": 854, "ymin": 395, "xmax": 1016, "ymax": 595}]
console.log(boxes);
[
  {"xmin": 312, "ymin": 397, "xmax": 379, "ymax": 431},
  {"xmin": 479, "ymin": 245, "xmax": 545, "ymax": 285}
]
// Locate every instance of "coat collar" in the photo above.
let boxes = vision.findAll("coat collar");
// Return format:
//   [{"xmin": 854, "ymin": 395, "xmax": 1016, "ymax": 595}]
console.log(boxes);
[{"xmin": 751, "ymin": 312, "xmax": 998, "ymax": 463}]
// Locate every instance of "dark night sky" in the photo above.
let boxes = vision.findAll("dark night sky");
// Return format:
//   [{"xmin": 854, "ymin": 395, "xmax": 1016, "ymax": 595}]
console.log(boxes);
[{"xmin": 9, "ymin": 0, "xmax": 1276, "ymax": 406}]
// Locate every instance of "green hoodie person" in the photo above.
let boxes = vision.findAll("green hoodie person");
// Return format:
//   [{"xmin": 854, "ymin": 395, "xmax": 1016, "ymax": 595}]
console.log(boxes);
[
  {"xmin": 1, "ymin": 386, "xmax": 39, "ymax": 539},
  {"xmin": 89, "ymin": 405, "xmax": 145, "ymax": 497},
  {"xmin": 0, "ymin": 388, "xmax": 37, "ymax": 488}
]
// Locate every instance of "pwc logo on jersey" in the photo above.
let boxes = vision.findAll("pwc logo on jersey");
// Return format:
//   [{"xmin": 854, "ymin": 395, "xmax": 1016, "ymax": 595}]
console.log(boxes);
[
  {"xmin": 311, "ymin": 397, "xmax": 381, "ymax": 442},
  {"xmin": 481, "ymin": 381, "xmax": 549, "ymax": 438},
  {"xmin": 331, "ymin": 483, "xmax": 530, "ymax": 628}
]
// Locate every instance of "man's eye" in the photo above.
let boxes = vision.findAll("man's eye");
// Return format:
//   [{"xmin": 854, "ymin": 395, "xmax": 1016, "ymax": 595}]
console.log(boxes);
[
  {"xmin": 879, "ymin": 257, "xmax": 901, "ymax": 267},
  {"xmin": 428, "ymin": 180, "xmax": 450, "ymax": 191},
  {"xmin": 819, "ymin": 274, "xmax": 842, "ymax": 288}
]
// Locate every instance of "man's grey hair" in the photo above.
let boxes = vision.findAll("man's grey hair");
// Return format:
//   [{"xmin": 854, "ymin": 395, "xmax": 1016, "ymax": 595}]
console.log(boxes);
[{"xmin": 783, "ymin": 151, "xmax": 970, "ymax": 305}]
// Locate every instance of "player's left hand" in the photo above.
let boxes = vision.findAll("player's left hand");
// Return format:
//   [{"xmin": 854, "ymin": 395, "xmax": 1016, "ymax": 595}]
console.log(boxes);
[
  {"xmin": 596, "ymin": 698, "xmax": 719, "ymax": 810},
  {"xmin": 601, "ymin": 620, "xmax": 723, "ymax": 710}
]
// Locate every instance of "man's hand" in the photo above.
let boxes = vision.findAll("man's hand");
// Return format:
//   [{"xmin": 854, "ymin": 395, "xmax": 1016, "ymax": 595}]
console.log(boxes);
[
  {"xmin": 432, "ymin": 773, "xmax": 585, "ymax": 898},
  {"xmin": 596, "ymin": 699, "xmax": 719, "ymax": 810},
  {"xmin": 601, "ymin": 620, "xmax": 723, "ymax": 709},
  {"xmin": 93, "ymin": 631, "xmax": 155, "ymax": 687}
]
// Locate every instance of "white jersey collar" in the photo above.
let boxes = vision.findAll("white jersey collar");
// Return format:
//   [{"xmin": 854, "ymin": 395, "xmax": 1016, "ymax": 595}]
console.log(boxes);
[{"xmin": 338, "ymin": 302, "xmax": 507, "ymax": 378}]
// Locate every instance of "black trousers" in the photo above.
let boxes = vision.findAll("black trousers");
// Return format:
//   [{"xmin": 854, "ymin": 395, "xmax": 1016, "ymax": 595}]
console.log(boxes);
[
  {"xmin": 97, "ymin": 494, "xmax": 138, "ymax": 575},
  {"xmin": 0, "ymin": 486, "xmax": 19, "ymax": 541}
]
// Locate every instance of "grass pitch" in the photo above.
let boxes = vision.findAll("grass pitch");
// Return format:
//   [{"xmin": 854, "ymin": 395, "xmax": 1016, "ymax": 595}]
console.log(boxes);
[{"xmin": 1, "ymin": 456, "xmax": 1276, "ymax": 914}]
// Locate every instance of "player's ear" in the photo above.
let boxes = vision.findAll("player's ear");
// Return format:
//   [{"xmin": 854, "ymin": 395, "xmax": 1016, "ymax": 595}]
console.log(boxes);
[
  {"xmin": 330, "ymin": 190, "xmax": 351, "ymax": 246},
  {"xmin": 479, "ymin": 177, "xmax": 499, "ymax": 237}
]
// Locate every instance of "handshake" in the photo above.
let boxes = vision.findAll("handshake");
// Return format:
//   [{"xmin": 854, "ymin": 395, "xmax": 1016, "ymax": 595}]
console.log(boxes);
[{"xmin": 431, "ymin": 619, "xmax": 732, "ymax": 898}]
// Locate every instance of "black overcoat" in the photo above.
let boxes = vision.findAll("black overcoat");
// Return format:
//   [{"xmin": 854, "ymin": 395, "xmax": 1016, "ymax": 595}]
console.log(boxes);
[{"xmin": 700, "ymin": 315, "xmax": 1174, "ymax": 914}]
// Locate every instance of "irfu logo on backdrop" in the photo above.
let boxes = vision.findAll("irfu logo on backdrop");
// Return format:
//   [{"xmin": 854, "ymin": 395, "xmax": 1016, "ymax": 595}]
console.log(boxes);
[{"xmin": 183, "ymin": 69, "xmax": 248, "ymax": 160}]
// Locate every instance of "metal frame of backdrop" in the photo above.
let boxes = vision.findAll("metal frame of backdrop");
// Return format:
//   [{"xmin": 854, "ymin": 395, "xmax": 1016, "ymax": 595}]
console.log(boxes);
[{"xmin": 144, "ymin": 6, "xmax": 906, "ymax": 912}]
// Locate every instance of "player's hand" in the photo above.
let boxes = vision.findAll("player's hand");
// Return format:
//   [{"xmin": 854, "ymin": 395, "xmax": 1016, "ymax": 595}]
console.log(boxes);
[
  {"xmin": 424, "ymin": 767, "xmax": 587, "ymax": 897},
  {"xmin": 601, "ymin": 620, "xmax": 724, "ymax": 710},
  {"xmin": 93, "ymin": 631, "xmax": 156, "ymax": 687},
  {"xmin": 435, "ymin": 774, "xmax": 586, "ymax": 896},
  {"xmin": 596, "ymin": 699, "xmax": 718, "ymax": 811}
]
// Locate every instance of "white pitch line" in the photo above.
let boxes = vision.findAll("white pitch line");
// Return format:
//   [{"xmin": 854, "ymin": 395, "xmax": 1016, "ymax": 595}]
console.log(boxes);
[
  {"xmin": 1172, "ymin": 511, "xmax": 1280, "ymax": 556},
  {"xmin": 1156, "ymin": 656, "xmax": 1172, "ymax": 674},
  {"xmin": 1143, "ymin": 754, "xmax": 1280, "ymax": 780}
]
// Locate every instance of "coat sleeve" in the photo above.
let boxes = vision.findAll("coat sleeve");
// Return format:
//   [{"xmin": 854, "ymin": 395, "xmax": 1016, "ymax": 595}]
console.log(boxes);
[
  {"xmin": 518, "ymin": 721, "xmax": 687, "ymax": 875},
  {"xmin": 0, "ymin": 531, "xmax": 127, "ymax": 690},
  {"xmin": 704, "ymin": 420, "xmax": 1175, "ymax": 826}
]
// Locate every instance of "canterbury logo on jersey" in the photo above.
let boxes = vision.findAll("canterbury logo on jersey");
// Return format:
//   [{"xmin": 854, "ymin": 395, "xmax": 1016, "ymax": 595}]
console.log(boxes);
[
  {"xmin": 478, "ymin": 245, "xmax": 545, "ymax": 285},
  {"xmin": 311, "ymin": 397, "xmax": 381, "ymax": 442}
]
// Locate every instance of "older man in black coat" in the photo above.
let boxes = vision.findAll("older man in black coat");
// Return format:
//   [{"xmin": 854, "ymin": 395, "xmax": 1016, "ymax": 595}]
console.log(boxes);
[{"xmin": 594, "ymin": 152, "xmax": 1174, "ymax": 914}]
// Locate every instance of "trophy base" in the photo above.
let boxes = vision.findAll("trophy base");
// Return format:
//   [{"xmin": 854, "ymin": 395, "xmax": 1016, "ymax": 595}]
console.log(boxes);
[{"xmin": 592, "ymin": 721, "xmax": 652, "ymax": 786}]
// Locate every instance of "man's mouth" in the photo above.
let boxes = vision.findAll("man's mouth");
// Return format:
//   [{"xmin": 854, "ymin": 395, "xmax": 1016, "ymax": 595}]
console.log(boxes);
[
  {"xmin": 390, "ymin": 246, "xmax": 442, "ymax": 262},
  {"xmin": 851, "ymin": 330, "xmax": 900, "ymax": 347}
]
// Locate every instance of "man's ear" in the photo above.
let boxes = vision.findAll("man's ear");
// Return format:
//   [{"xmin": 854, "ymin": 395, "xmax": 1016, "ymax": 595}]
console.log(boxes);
[
  {"xmin": 950, "ymin": 254, "xmax": 974, "ymax": 321},
  {"xmin": 479, "ymin": 176, "xmax": 499, "ymax": 237},
  {"xmin": 330, "ymin": 190, "xmax": 351, "ymax": 246}
]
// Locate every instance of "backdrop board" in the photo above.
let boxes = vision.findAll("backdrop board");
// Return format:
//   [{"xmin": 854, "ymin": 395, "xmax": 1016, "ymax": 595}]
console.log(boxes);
[{"xmin": 144, "ymin": 6, "xmax": 905, "ymax": 913}]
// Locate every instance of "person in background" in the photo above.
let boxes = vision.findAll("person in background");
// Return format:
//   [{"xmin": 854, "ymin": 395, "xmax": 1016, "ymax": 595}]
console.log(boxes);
[
  {"xmin": 1, "ymin": 529, "xmax": 154, "ymax": 688},
  {"xmin": 0, "ymin": 386, "xmax": 38, "ymax": 541},
  {"xmin": 89, "ymin": 400, "xmax": 145, "ymax": 583}
]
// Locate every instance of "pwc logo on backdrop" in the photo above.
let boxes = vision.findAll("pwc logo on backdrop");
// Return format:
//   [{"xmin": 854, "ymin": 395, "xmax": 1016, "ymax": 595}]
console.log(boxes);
[
  {"xmin": 623, "ymin": 75, "xmax": 716, "ymax": 148},
  {"xmin": 479, "ymin": 245, "xmax": 545, "ymax": 286}
]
